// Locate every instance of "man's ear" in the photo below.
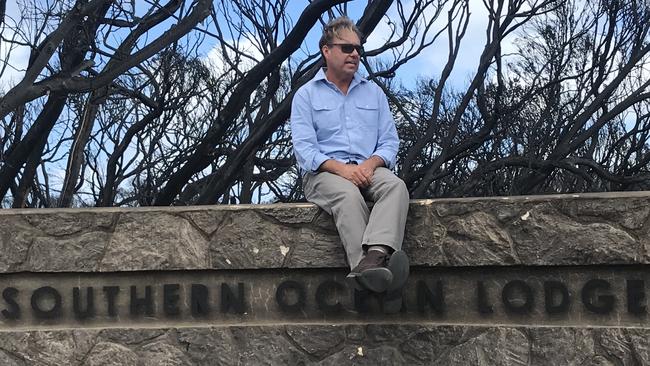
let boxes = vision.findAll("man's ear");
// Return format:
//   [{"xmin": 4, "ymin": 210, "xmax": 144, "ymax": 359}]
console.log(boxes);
[
  {"xmin": 320, "ymin": 46, "xmax": 330, "ymax": 64},
  {"xmin": 321, "ymin": 45, "xmax": 329, "ymax": 57}
]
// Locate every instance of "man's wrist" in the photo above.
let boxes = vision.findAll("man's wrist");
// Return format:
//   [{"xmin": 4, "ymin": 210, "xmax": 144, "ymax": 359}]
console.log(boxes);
[
  {"xmin": 319, "ymin": 159, "xmax": 346, "ymax": 175},
  {"xmin": 367, "ymin": 155, "xmax": 385, "ymax": 169}
]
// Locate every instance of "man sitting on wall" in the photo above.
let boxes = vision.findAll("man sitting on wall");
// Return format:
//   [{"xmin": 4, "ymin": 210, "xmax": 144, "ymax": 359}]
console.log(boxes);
[{"xmin": 290, "ymin": 16, "xmax": 410, "ymax": 313}]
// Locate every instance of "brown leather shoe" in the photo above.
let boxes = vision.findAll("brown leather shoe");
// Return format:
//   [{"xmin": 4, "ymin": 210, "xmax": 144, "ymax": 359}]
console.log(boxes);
[{"xmin": 346, "ymin": 250, "xmax": 393, "ymax": 293}]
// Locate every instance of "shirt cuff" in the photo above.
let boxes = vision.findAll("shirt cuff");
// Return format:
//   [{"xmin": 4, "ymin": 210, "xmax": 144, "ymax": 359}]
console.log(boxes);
[
  {"xmin": 311, "ymin": 153, "xmax": 331, "ymax": 172},
  {"xmin": 372, "ymin": 152, "xmax": 394, "ymax": 170}
]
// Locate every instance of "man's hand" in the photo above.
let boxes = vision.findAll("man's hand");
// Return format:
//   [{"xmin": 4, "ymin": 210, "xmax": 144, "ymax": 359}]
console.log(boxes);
[
  {"xmin": 339, "ymin": 164, "xmax": 372, "ymax": 187},
  {"xmin": 318, "ymin": 156, "xmax": 385, "ymax": 187},
  {"xmin": 359, "ymin": 156, "xmax": 384, "ymax": 180},
  {"xmin": 319, "ymin": 160, "xmax": 371, "ymax": 187}
]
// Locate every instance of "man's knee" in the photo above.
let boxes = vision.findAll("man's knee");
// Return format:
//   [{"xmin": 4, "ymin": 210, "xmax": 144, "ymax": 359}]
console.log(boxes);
[
  {"xmin": 390, "ymin": 176, "xmax": 408, "ymax": 191},
  {"xmin": 379, "ymin": 174, "xmax": 409, "ymax": 198}
]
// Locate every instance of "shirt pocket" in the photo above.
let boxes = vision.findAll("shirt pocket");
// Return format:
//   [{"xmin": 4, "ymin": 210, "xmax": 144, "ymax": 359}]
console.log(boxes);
[
  {"xmin": 354, "ymin": 99, "xmax": 379, "ymax": 131},
  {"xmin": 312, "ymin": 102, "xmax": 340, "ymax": 137}
]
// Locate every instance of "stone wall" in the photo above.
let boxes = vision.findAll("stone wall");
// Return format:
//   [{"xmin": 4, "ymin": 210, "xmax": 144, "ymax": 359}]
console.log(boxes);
[
  {"xmin": 1, "ymin": 325, "xmax": 648, "ymax": 365},
  {"xmin": 3, "ymin": 191, "xmax": 649, "ymax": 272},
  {"xmin": 1, "ymin": 192, "xmax": 649, "ymax": 365}
]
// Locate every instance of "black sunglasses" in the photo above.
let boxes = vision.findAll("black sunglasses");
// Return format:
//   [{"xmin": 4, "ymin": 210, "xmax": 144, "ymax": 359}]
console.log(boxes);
[{"xmin": 328, "ymin": 43, "xmax": 364, "ymax": 55}]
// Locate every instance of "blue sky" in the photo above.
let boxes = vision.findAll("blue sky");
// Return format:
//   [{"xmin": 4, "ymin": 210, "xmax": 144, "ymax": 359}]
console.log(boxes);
[
  {"xmin": 2, "ymin": 0, "xmax": 647, "ymax": 205},
  {"xmin": 204, "ymin": 0, "xmax": 519, "ymax": 92},
  {"xmin": 0, "ymin": 0, "xmax": 512, "ymax": 92},
  {"xmin": 0, "ymin": 0, "xmax": 520, "ymax": 202}
]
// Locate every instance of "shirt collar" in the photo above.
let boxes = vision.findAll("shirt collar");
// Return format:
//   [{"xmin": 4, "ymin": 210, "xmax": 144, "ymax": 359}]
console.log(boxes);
[{"xmin": 315, "ymin": 68, "xmax": 367, "ymax": 89}]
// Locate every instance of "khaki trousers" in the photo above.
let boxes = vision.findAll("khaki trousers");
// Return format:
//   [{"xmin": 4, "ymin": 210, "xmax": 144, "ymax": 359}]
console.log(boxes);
[{"xmin": 302, "ymin": 167, "xmax": 410, "ymax": 269}]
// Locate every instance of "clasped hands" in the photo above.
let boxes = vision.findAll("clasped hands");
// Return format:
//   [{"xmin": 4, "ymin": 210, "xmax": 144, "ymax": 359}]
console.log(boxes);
[{"xmin": 339, "ymin": 160, "xmax": 378, "ymax": 188}]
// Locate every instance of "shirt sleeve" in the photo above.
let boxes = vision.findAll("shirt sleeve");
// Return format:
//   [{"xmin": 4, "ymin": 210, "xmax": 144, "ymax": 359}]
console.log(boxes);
[
  {"xmin": 372, "ymin": 88, "xmax": 399, "ymax": 170},
  {"xmin": 290, "ymin": 88, "xmax": 331, "ymax": 173}
]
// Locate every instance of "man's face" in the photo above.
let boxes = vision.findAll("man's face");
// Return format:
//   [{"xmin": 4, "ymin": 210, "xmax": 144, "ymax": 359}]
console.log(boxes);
[{"xmin": 322, "ymin": 29, "xmax": 361, "ymax": 79}]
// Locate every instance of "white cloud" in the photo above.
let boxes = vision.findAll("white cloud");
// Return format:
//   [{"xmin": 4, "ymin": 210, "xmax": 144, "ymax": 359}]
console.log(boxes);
[
  {"xmin": 0, "ymin": 2, "xmax": 30, "ymax": 93},
  {"xmin": 367, "ymin": 0, "xmax": 521, "ymax": 88},
  {"xmin": 203, "ymin": 37, "xmax": 264, "ymax": 76},
  {"xmin": 420, "ymin": 0, "xmax": 494, "ymax": 83}
]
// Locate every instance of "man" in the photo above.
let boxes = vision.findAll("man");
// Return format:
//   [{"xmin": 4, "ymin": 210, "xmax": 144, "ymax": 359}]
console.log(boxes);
[{"xmin": 290, "ymin": 16, "xmax": 410, "ymax": 313}]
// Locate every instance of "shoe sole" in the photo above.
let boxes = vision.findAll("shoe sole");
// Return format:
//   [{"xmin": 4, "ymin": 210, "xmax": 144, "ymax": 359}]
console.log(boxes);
[
  {"xmin": 346, "ymin": 267, "xmax": 393, "ymax": 293},
  {"xmin": 384, "ymin": 251, "xmax": 410, "ymax": 314}
]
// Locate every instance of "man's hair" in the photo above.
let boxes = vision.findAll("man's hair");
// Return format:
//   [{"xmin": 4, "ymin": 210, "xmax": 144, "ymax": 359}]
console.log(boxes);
[{"xmin": 318, "ymin": 16, "xmax": 363, "ymax": 51}]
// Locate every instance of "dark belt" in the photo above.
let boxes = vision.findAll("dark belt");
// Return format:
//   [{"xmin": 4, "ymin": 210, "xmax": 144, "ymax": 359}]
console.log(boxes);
[{"xmin": 346, "ymin": 161, "xmax": 358, "ymax": 165}]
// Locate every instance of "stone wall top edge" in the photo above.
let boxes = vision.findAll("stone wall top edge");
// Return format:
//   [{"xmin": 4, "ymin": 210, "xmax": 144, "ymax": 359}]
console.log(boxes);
[
  {"xmin": 2, "ymin": 262, "xmax": 648, "ymax": 274},
  {"xmin": 1, "ymin": 191, "xmax": 649, "ymax": 215}
]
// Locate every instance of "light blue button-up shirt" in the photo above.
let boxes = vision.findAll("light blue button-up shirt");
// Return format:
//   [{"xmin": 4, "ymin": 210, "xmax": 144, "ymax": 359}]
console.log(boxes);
[{"xmin": 290, "ymin": 69, "xmax": 399, "ymax": 176}]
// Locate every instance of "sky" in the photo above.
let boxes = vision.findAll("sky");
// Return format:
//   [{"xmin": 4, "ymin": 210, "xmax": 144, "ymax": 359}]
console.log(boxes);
[
  {"xmin": 1, "ymin": 0, "xmax": 518, "ymax": 93},
  {"xmin": 1, "ymin": 0, "xmax": 648, "ymax": 205},
  {"xmin": 0, "ymin": 0, "xmax": 30, "ymax": 90},
  {"xmin": 0, "ymin": 0, "xmax": 574, "ymax": 204},
  {"xmin": 0, "ymin": 0, "xmax": 526, "ymax": 203},
  {"xmin": 205, "ymin": 0, "xmax": 520, "ymax": 90}
]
